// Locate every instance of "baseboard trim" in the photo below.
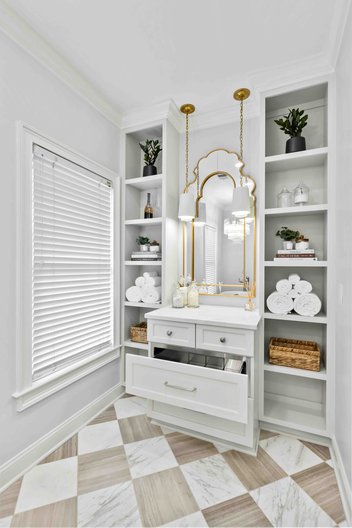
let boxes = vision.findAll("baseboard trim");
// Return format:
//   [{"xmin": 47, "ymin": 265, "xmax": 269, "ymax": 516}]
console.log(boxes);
[
  {"xmin": 331, "ymin": 435, "xmax": 352, "ymax": 525},
  {"xmin": 0, "ymin": 384, "xmax": 124, "ymax": 493}
]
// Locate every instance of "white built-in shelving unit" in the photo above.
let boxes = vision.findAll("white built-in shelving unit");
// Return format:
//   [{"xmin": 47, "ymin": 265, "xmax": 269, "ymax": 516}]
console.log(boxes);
[
  {"xmin": 259, "ymin": 79, "xmax": 335, "ymax": 438},
  {"xmin": 120, "ymin": 120, "xmax": 179, "ymax": 383}
]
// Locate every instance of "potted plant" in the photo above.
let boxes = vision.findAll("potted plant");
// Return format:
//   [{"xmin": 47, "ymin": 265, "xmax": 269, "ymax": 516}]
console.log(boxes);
[
  {"xmin": 136, "ymin": 236, "xmax": 150, "ymax": 252},
  {"xmin": 276, "ymin": 226, "xmax": 300, "ymax": 250},
  {"xmin": 149, "ymin": 240, "xmax": 160, "ymax": 253},
  {"xmin": 139, "ymin": 139, "xmax": 162, "ymax": 177},
  {"xmin": 295, "ymin": 234, "xmax": 310, "ymax": 251},
  {"xmin": 274, "ymin": 108, "xmax": 308, "ymax": 153}
]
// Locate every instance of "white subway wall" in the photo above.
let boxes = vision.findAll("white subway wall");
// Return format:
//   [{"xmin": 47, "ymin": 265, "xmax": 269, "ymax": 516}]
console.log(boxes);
[
  {"xmin": 0, "ymin": 31, "xmax": 120, "ymax": 466},
  {"xmin": 335, "ymin": 2, "xmax": 352, "ymax": 494}
]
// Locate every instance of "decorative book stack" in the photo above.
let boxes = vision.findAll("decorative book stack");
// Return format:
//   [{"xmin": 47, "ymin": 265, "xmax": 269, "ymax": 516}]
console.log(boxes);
[
  {"xmin": 131, "ymin": 251, "xmax": 162, "ymax": 261},
  {"xmin": 274, "ymin": 249, "xmax": 317, "ymax": 261}
]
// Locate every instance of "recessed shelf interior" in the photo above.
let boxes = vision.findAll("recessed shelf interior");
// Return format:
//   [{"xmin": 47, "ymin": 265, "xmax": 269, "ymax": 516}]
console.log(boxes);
[
  {"xmin": 123, "ymin": 305, "xmax": 156, "ymax": 343},
  {"xmin": 125, "ymin": 125, "xmax": 163, "ymax": 179},
  {"xmin": 265, "ymin": 83, "xmax": 328, "ymax": 157},
  {"xmin": 125, "ymin": 224, "xmax": 162, "ymax": 260},
  {"xmin": 125, "ymin": 184, "xmax": 162, "ymax": 221},
  {"xmin": 265, "ymin": 212, "xmax": 327, "ymax": 261}
]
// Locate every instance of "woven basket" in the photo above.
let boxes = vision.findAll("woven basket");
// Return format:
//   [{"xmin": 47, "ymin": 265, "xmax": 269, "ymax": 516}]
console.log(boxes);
[
  {"xmin": 268, "ymin": 337, "xmax": 320, "ymax": 371},
  {"xmin": 130, "ymin": 322, "xmax": 148, "ymax": 344}
]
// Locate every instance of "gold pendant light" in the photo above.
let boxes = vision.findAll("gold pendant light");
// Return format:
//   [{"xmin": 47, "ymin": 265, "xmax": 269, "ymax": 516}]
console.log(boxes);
[
  {"xmin": 178, "ymin": 103, "xmax": 196, "ymax": 222},
  {"xmin": 232, "ymin": 88, "xmax": 251, "ymax": 218}
]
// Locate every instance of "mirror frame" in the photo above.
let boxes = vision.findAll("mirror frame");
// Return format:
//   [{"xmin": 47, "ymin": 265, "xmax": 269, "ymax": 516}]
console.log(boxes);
[{"xmin": 184, "ymin": 148, "xmax": 257, "ymax": 298}]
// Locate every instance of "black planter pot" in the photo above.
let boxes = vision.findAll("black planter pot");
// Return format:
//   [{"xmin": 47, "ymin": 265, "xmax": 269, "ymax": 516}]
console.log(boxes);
[
  {"xmin": 286, "ymin": 136, "xmax": 306, "ymax": 154},
  {"xmin": 143, "ymin": 164, "xmax": 157, "ymax": 177}
]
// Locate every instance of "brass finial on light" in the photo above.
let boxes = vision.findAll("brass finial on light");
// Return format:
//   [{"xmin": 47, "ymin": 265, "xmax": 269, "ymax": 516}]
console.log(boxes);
[
  {"xmin": 233, "ymin": 88, "xmax": 250, "ymax": 101},
  {"xmin": 180, "ymin": 103, "xmax": 195, "ymax": 115}
]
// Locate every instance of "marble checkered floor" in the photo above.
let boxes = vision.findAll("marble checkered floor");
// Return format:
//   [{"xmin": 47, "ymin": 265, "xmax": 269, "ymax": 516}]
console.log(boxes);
[{"xmin": 0, "ymin": 394, "xmax": 347, "ymax": 527}]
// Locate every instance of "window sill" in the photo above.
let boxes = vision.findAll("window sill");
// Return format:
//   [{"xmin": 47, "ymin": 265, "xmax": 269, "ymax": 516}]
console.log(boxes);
[{"xmin": 13, "ymin": 347, "xmax": 121, "ymax": 411}]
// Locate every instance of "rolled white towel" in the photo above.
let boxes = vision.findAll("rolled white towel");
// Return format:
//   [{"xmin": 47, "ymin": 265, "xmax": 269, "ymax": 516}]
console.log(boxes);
[
  {"xmin": 143, "ymin": 271, "xmax": 158, "ymax": 278},
  {"xmin": 135, "ymin": 276, "xmax": 146, "ymax": 287},
  {"xmin": 288, "ymin": 273, "xmax": 301, "ymax": 285},
  {"xmin": 276, "ymin": 279, "xmax": 292, "ymax": 294},
  {"xmin": 266, "ymin": 292, "xmax": 294, "ymax": 314},
  {"xmin": 145, "ymin": 276, "xmax": 161, "ymax": 287},
  {"xmin": 294, "ymin": 280, "xmax": 313, "ymax": 294},
  {"xmin": 126, "ymin": 286, "xmax": 142, "ymax": 303},
  {"xmin": 289, "ymin": 289, "xmax": 300, "ymax": 299},
  {"xmin": 294, "ymin": 293, "xmax": 321, "ymax": 316},
  {"xmin": 141, "ymin": 286, "xmax": 161, "ymax": 303}
]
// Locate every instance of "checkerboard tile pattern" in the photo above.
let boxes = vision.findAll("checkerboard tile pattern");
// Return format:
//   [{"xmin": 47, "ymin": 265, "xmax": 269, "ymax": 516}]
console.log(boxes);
[{"xmin": 0, "ymin": 395, "xmax": 346, "ymax": 527}]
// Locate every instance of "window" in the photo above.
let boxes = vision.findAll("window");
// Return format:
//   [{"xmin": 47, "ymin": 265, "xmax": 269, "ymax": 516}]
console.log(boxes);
[
  {"xmin": 15, "ymin": 124, "xmax": 119, "ymax": 410},
  {"xmin": 204, "ymin": 225, "xmax": 217, "ymax": 294}
]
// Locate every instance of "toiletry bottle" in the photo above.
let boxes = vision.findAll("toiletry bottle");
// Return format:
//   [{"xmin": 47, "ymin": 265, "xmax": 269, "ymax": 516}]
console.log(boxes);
[
  {"xmin": 188, "ymin": 281, "xmax": 199, "ymax": 308},
  {"xmin": 144, "ymin": 193, "xmax": 154, "ymax": 218},
  {"xmin": 172, "ymin": 285, "xmax": 184, "ymax": 308}
]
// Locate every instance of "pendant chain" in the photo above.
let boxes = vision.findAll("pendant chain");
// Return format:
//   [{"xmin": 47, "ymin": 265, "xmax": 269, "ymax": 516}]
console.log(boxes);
[
  {"xmin": 240, "ymin": 99, "xmax": 244, "ymax": 162},
  {"xmin": 185, "ymin": 112, "xmax": 189, "ymax": 189}
]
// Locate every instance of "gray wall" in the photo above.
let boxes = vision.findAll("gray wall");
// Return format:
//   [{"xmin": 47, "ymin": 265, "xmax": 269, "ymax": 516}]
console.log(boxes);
[
  {"xmin": 0, "ymin": 31, "xmax": 120, "ymax": 466},
  {"xmin": 335, "ymin": 4, "xmax": 352, "ymax": 492}
]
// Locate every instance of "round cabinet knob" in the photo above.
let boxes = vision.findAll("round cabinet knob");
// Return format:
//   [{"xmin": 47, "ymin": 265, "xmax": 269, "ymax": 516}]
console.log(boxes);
[
  {"xmin": 166, "ymin": 330, "xmax": 173, "ymax": 336},
  {"xmin": 220, "ymin": 337, "xmax": 226, "ymax": 343}
]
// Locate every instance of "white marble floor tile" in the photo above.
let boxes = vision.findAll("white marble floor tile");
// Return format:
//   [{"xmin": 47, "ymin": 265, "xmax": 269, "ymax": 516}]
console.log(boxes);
[
  {"xmin": 260, "ymin": 435, "xmax": 323, "ymax": 475},
  {"xmin": 124, "ymin": 436, "xmax": 178, "ymax": 478},
  {"xmin": 163, "ymin": 511, "xmax": 208, "ymax": 527},
  {"xmin": 326, "ymin": 459, "xmax": 334, "ymax": 468},
  {"xmin": 78, "ymin": 420, "xmax": 122, "ymax": 455},
  {"xmin": 251, "ymin": 476, "xmax": 335, "ymax": 527},
  {"xmin": 114, "ymin": 397, "xmax": 147, "ymax": 419},
  {"xmin": 15, "ymin": 457, "xmax": 77, "ymax": 513},
  {"xmin": 180, "ymin": 454, "xmax": 246, "ymax": 510},
  {"xmin": 78, "ymin": 481, "xmax": 141, "ymax": 527},
  {"xmin": 338, "ymin": 520, "xmax": 348, "ymax": 526},
  {"xmin": 213, "ymin": 441, "xmax": 231, "ymax": 453},
  {"xmin": 0, "ymin": 516, "xmax": 12, "ymax": 527}
]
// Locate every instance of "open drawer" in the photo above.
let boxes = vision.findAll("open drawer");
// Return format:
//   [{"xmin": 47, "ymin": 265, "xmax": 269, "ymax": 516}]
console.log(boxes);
[{"xmin": 126, "ymin": 354, "xmax": 248, "ymax": 423}]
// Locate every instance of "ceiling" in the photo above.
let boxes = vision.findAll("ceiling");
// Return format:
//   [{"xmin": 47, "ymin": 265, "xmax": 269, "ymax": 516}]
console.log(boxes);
[{"xmin": 1, "ymin": 0, "xmax": 350, "ymax": 127}]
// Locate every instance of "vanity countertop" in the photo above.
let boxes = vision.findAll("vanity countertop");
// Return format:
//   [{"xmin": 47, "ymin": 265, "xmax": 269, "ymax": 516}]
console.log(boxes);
[{"xmin": 145, "ymin": 305, "xmax": 261, "ymax": 330}]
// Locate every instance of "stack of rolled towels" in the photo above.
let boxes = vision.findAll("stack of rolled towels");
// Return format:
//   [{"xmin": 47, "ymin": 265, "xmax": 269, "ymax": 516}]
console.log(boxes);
[
  {"xmin": 266, "ymin": 274, "xmax": 322, "ymax": 316},
  {"xmin": 126, "ymin": 272, "xmax": 161, "ymax": 304}
]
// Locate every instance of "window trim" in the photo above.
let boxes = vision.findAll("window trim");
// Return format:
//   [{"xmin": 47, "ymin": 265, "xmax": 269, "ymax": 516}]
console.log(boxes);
[{"xmin": 14, "ymin": 122, "xmax": 120, "ymax": 411}]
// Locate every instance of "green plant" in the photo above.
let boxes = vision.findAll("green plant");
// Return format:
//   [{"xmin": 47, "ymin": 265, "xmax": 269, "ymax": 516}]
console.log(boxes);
[
  {"xmin": 274, "ymin": 108, "xmax": 308, "ymax": 138},
  {"xmin": 136, "ymin": 236, "xmax": 150, "ymax": 245},
  {"xmin": 139, "ymin": 139, "xmax": 162, "ymax": 166},
  {"xmin": 275, "ymin": 226, "xmax": 300, "ymax": 241}
]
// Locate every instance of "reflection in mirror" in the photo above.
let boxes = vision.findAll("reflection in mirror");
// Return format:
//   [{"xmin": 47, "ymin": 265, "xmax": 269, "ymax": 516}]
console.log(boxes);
[{"xmin": 184, "ymin": 149, "xmax": 256, "ymax": 297}]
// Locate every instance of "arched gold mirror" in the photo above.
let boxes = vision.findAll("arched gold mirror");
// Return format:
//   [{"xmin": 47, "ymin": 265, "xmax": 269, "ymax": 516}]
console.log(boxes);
[{"xmin": 183, "ymin": 148, "xmax": 256, "ymax": 298}]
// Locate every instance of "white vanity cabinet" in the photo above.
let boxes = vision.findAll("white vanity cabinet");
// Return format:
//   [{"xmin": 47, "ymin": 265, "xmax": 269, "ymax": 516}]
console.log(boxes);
[{"xmin": 126, "ymin": 305, "xmax": 261, "ymax": 453}]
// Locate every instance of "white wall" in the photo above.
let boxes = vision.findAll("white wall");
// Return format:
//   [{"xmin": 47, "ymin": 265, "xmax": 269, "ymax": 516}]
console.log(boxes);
[
  {"xmin": 179, "ymin": 117, "xmax": 260, "ymax": 305},
  {"xmin": 335, "ymin": 5, "xmax": 352, "ymax": 495},
  {"xmin": 0, "ymin": 31, "xmax": 120, "ymax": 466}
]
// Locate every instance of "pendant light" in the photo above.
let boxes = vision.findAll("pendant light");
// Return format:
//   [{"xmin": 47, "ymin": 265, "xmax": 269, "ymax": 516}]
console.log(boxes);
[
  {"xmin": 194, "ymin": 201, "xmax": 206, "ymax": 226},
  {"xmin": 178, "ymin": 103, "xmax": 195, "ymax": 222},
  {"xmin": 232, "ymin": 88, "xmax": 250, "ymax": 218}
]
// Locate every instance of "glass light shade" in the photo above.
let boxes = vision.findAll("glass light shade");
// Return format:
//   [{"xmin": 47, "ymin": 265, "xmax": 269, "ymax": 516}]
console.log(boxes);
[
  {"xmin": 231, "ymin": 186, "xmax": 250, "ymax": 218},
  {"xmin": 228, "ymin": 233, "xmax": 243, "ymax": 243},
  {"xmin": 194, "ymin": 201, "xmax": 207, "ymax": 226},
  {"xmin": 178, "ymin": 192, "xmax": 195, "ymax": 221}
]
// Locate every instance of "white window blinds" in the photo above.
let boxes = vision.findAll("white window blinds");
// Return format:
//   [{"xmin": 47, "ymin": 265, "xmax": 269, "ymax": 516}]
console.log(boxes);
[
  {"xmin": 204, "ymin": 225, "xmax": 217, "ymax": 294},
  {"xmin": 32, "ymin": 144, "xmax": 113, "ymax": 382}
]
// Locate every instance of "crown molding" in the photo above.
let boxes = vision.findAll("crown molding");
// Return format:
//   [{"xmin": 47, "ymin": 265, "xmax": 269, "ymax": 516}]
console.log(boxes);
[
  {"xmin": 0, "ymin": 0, "xmax": 122, "ymax": 127},
  {"xmin": 121, "ymin": 99, "xmax": 184, "ymax": 132}
]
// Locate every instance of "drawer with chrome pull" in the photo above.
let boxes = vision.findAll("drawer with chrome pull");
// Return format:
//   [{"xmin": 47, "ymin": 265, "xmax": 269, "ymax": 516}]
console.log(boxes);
[
  {"xmin": 147, "ymin": 319, "xmax": 195, "ymax": 348},
  {"xmin": 125, "ymin": 354, "xmax": 248, "ymax": 423},
  {"xmin": 196, "ymin": 324, "xmax": 254, "ymax": 356}
]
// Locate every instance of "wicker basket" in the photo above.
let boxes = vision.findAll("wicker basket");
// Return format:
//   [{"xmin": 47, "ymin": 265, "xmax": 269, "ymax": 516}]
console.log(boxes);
[
  {"xmin": 268, "ymin": 337, "xmax": 320, "ymax": 371},
  {"xmin": 130, "ymin": 322, "xmax": 148, "ymax": 344}
]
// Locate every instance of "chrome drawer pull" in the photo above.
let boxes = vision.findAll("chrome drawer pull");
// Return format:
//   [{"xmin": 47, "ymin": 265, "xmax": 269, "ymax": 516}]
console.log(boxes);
[
  {"xmin": 166, "ymin": 330, "xmax": 173, "ymax": 336},
  {"xmin": 164, "ymin": 381, "xmax": 197, "ymax": 392},
  {"xmin": 220, "ymin": 337, "xmax": 226, "ymax": 343}
]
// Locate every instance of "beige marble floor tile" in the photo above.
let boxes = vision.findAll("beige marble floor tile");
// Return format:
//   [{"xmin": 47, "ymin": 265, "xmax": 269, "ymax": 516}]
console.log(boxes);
[
  {"xmin": 89, "ymin": 405, "xmax": 117, "ymax": 425},
  {"xmin": 223, "ymin": 446, "xmax": 286, "ymax": 491},
  {"xmin": 0, "ymin": 516, "xmax": 12, "ymax": 527},
  {"xmin": 301, "ymin": 440, "xmax": 331, "ymax": 461},
  {"xmin": 167, "ymin": 432, "xmax": 218, "ymax": 464},
  {"xmin": 260, "ymin": 429, "xmax": 279, "ymax": 440},
  {"xmin": 0, "ymin": 479, "xmax": 22, "ymax": 519},
  {"xmin": 11, "ymin": 497, "xmax": 76, "ymax": 527},
  {"xmin": 119, "ymin": 414, "xmax": 162, "ymax": 444},
  {"xmin": 40, "ymin": 435, "xmax": 77, "ymax": 464},
  {"xmin": 133, "ymin": 467, "xmax": 198, "ymax": 527},
  {"xmin": 292, "ymin": 462, "xmax": 345, "ymax": 523},
  {"xmin": 203, "ymin": 493, "xmax": 272, "ymax": 527},
  {"xmin": 78, "ymin": 446, "xmax": 131, "ymax": 495}
]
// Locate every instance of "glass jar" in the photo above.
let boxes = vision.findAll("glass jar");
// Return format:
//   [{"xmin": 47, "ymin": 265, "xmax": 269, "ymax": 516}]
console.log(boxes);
[
  {"xmin": 187, "ymin": 281, "xmax": 199, "ymax": 308},
  {"xmin": 277, "ymin": 187, "xmax": 293, "ymax": 208},
  {"xmin": 293, "ymin": 182, "xmax": 309, "ymax": 205},
  {"xmin": 172, "ymin": 285, "xmax": 184, "ymax": 308}
]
